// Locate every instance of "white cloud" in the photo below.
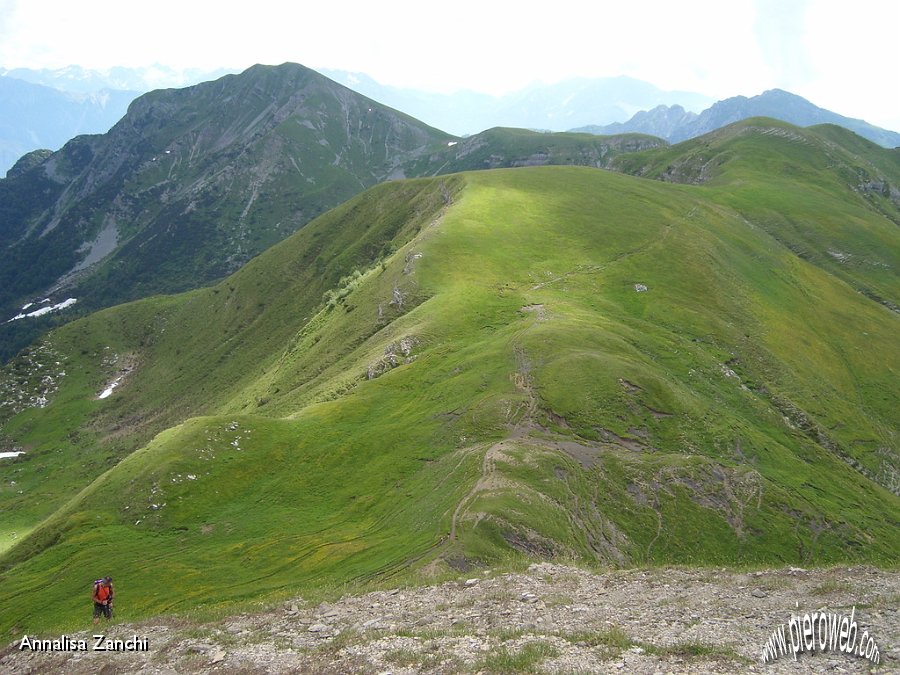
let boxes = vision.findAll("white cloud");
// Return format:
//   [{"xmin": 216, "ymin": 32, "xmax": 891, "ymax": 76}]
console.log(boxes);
[
  {"xmin": 797, "ymin": 0, "xmax": 900, "ymax": 130},
  {"xmin": 0, "ymin": 0, "xmax": 896, "ymax": 130},
  {"xmin": 754, "ymin": 0, "xmax": 812, "ymax": 90}
]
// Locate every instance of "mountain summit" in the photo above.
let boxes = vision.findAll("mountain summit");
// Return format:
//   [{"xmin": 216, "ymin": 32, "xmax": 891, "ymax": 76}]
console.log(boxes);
[{"xmin": 0, "ymin": 63, "xmax": 452, "ymax": 322}]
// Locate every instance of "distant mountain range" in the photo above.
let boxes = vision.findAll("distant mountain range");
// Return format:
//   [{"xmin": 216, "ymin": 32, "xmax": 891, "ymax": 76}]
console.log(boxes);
[
  {"xmin": 0, "ymin": 77, "xmax": 139, "ymax": 176},
  {"xmin": 0, "ymin": 64, "xmax": 234, "ymax": 94},
  {"xmin": 3, "ymin": 64, "xmax": 898, "ymax": 180},
  {"xmin": 0, "ymin": 69, "xmax": 693, "ymax": 177},
  {"xmin": 573, "ymin": 89, "xmax": 900, "ymax": 148},
  {"xmin": 321, "ymin": 70, "xmax": 715, "ymax": 136}
]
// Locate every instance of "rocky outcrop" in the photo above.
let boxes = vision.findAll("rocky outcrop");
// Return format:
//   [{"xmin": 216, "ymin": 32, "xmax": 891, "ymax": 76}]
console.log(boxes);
[{"xmin": 367, "ymin": 336, "xmax": 419, "ymax": 380}]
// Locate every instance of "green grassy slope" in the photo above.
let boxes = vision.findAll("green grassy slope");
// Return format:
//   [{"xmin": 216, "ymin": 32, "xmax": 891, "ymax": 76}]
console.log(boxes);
[
  {"xmin": 611, "ymin": 118, "xmax": 900, "ymax": 487},
  {"xmin": 611, "ymin": 119, "xmax": 899, "ymax": 308},
  {"xmin": 1, "ymin": 128, "xmax": 898, "ymax": 634}
]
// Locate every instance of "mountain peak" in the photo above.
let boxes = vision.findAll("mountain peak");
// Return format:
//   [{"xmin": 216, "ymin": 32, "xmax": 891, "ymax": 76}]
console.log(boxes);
[{"xmin": 0, "ymin": 63, "xmax": 454, "ymax": 345}]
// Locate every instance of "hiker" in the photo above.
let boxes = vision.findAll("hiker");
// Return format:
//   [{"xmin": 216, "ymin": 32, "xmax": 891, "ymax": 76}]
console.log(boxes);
[{"xmin": 92, "ymin": 576, "xmax": 114, "ymax": 624}]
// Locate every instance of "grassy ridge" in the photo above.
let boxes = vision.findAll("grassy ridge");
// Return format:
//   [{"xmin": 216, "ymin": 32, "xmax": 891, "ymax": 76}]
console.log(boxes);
[
  {"xmin": 1, "ymin": 124, "xmax": 898, "ymax": 634},
  {"xmin": 405, "ymin": 127, "xmax": 666, "ymax": 176}
]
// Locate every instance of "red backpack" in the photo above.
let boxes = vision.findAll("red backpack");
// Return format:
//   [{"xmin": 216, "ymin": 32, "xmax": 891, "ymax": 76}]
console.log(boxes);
[{"xmin": 93, "ymin": 578, "xmax": 112, "ymax": 602}]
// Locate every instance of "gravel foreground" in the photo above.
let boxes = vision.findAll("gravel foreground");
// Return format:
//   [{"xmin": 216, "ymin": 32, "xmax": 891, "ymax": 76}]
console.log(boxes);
[{"xmin": 2, "ymin": 563, "xmax": 897, "ymax": 674}]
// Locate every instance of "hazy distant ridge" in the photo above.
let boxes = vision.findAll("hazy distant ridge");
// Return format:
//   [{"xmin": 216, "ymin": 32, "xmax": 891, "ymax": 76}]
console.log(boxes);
[
  {"xmin": 321, "ymin": 70, "xmax": 715, "ymax": 135},
  {"xmin": 574, "ymin": 89, "xmax": 900, "ymax": 148},
  {"xmin": 0, "ymin": 76, "xmax": 139, "ymax": 176}
]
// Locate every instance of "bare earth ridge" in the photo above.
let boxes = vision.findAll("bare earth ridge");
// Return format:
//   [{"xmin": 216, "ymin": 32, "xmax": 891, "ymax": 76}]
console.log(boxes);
[{"xmin": 2, "ymin": 563, "xmax": 897, "ymax": 674}]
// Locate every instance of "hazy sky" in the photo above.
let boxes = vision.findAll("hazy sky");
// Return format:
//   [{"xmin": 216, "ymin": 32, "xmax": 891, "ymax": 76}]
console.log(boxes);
[{"xmin": 0, "ymin": 0, "xmax": 897, "ymax": 130}]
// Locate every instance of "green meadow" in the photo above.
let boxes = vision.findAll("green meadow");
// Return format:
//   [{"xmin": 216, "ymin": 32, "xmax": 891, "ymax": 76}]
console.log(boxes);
[{"xmin": 1, "ymin": 120, "xmax": 897, "ymax": 635}]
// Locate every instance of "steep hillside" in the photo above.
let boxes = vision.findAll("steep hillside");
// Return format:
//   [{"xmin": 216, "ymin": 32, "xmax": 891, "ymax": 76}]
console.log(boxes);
[
  {"xmin": 611, "ymin": 118, "xmax": 900, "ymax": 315},
  {"xmin": 1, "ymin": 126, "xmax": 897, "ymax": 634},
  {"xmin": 576, "ymin": 89, "xmax": 900, "ymax": 148}
]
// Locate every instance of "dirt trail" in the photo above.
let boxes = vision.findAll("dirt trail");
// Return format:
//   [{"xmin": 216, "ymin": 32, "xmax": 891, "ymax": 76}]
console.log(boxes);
[
  {"xmin": 449, "ymin": 442, "xmax": 506, "ymax": 542},
  {"xmin": 449, "ymin": 315, "xmax": 542, "ymax": 544}
]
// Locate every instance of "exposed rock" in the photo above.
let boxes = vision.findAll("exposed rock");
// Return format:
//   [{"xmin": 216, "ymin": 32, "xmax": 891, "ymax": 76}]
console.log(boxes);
[{"xmin": 366, "ymin": 336, "xmax": 420, "ymax": 380}]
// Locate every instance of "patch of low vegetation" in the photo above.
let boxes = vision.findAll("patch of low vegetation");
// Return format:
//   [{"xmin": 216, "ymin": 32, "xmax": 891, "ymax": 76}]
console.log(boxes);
[
  {"xmin": 561, "ymin": 626, "xmax": 633, "ymax": 659},
  {"xmin": 642, "ymin": 641, "xmax": 752, "ymax": 664},
  {"xmin": 810, "ymin": 579, "xmax": 852, "ymax": 596},
  {"xmin": 475, "ymin": 639, "xmax": 560, "ymax": 674}
]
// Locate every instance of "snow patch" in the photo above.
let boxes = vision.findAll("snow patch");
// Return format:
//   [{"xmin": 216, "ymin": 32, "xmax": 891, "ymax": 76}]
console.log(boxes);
[
  {"xmin": 0, "ymin": 451, "xmax": 25, "ymax": 459},
  {"xmin": 96, "ymin": 353, "xmax": 137, "ymax": 400},
  {"xmin": 447, "ymin": 141, "xmax": 458, "ymax": 147},
  {"xmin": 98, "ymin": 376, "xmax": 124, "ymax": 399},
  {"xmin": 7, "ymin": 298, "xmax": 77, "ymax": 322}
]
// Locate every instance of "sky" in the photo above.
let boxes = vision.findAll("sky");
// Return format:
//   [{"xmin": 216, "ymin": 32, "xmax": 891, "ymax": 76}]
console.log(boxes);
[{"xmin": 0, "ymin": 0, "xmax": 897, "ymax": 131}]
